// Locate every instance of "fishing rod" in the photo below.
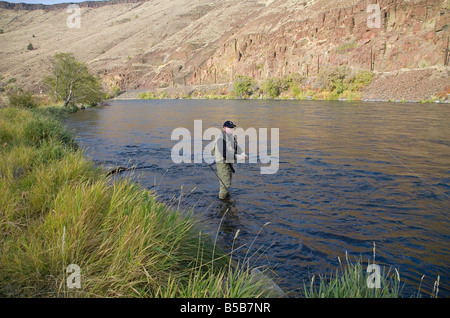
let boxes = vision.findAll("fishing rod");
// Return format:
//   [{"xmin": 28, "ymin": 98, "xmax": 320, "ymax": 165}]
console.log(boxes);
[
  {"xmin": 107, "ymin": 162, "xmax": 230, "ymax": 189},
  {"xmin": 205, "ymin": 162, "xmax": 230, "ymax": 192},
  {"xmin": 107, "ymin": 161, "xmax": 230, "ymax": 191}
]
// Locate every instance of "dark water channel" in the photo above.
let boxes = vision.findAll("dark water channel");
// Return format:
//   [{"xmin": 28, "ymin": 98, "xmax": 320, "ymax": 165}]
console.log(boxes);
[{"xmin": 65, "ymin": 99, "xmax": 449, "ymax": 297}]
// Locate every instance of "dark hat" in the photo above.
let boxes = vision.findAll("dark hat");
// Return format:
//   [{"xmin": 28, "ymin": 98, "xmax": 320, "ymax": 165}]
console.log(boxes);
[{"xmin": 223, "ymin": 120, "xmax": 236, "ymax": 128}]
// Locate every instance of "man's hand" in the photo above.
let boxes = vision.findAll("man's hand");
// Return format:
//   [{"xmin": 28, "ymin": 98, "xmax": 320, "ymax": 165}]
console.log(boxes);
[{"xmin": 236, "ymin": 153, "xmax": 248, "ymax": 161}]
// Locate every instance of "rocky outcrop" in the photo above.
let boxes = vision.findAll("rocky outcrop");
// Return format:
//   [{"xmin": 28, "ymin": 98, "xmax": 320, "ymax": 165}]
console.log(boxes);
[{"xmin": 189, "ymin": 0, "xmax": 449, "ymax": 86}]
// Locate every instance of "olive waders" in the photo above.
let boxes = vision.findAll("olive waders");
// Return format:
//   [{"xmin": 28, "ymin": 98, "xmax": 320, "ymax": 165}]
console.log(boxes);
[
  {"xmin": 212, "ymin": 131, "xmax": 242, "ymax": 200},
  {"xmin": 216, "ymin": 162, "xmax": 233, "ymax": 200}
]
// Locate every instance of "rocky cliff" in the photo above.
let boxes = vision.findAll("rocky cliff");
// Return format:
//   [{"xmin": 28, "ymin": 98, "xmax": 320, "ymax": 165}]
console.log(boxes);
[
  {"xmin": 0, "ymin": 0, "xmax": 448, "ymax": 101},
  {"xmin": 190, "ymin": 0, "xmax": 449, "ymax": 82}
]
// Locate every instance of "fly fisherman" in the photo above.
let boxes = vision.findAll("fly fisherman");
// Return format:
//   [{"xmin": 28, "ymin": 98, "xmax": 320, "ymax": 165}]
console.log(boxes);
[{"xmin": 212, "ymin": 121, "xmax": 248, "ymax": 200}]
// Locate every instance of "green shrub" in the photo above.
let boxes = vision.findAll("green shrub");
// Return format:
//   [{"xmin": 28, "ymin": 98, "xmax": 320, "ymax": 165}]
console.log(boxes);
[
  {"xmin": 22, "ymin": 114, "xmax": 76, "ymax": 149},
  {"xmin": 30, "ymin": 106, "xmax": 71, "ymax": 122},
  {"xmin": 317, "ymin": 67, "xmax": 373, "ymax": 100},
  {"xmin": 319, "ymin": 66, "xmax": 350, "ymax": 92},
  {"xmin": 290, "ymin": 84, "xmax": 302, "ymax": 98},
  {"xmin": 336, "ymin": 40, "xmax": 358, "ymax": 53},
  {"xmin": 262, "ymin": 78, "xmax": 281, "ymax": 98},
  {"xmin": 110, "ymin": 86, "xmax": 121, "ymax": 98},
  {"xmin": 233, "ymin": 75, "xmax": 257, "ymax": 98},
  {"xmin": 351, "ymin": 69, "xmax": 374, "ymax": 88},
  {"xmin": 340, "ymin": 90, "xmax": 362, "ymax": 101},
  {"xmin": 284, "ymin": 73, "xmax": 305, "ymax": 88},
  {"xmin": 138, "ymin": 92, "xmax": 157, "ymax": 99},
  {"xmin": 6, "ymin": 90, "xmax": 38, "ymax": 109}
]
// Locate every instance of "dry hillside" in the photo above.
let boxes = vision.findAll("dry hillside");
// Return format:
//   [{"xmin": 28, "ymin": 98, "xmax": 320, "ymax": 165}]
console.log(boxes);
[{"xmin": 0, "ymin": 0, "xmax": 449, "ymax": 101}]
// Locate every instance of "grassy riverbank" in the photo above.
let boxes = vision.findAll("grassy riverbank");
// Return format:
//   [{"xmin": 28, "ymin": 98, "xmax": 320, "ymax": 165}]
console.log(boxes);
[
  {"xmin": 0, "ymin": 104, "xmax": 441, "ymax": 298},
  {"xmin": 0, "ymin": 105, "xmax": 278, "ymax": 298}
]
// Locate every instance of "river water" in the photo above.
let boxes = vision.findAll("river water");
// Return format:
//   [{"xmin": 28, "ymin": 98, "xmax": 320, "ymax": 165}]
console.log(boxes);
[{"xmin": 65, "ymin": 99, "xmax": 449, "ymax": 297}]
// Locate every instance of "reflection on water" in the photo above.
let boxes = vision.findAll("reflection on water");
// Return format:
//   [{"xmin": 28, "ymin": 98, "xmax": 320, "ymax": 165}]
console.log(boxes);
[{"xmin": 66, "ymin": 99, "xmax": 450, "ymax": 297}]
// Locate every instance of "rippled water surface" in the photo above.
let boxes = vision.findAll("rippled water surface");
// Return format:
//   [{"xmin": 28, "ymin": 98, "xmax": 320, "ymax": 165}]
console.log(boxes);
[{"xmin": 66, "ymin": 99, "xmax": 449, "ymax": 297}]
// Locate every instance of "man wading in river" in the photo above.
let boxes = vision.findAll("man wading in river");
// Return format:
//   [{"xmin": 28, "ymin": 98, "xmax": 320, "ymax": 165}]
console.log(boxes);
[{"xmin": 212, "ymin": 121, "xmax": 247, "ymax": 200}]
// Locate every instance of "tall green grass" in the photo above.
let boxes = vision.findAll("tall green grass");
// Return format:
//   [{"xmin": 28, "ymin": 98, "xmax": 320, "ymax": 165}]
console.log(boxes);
[
  {"xmin": 0, "ymin": 106, "xmax": 276, "ymax": 298},
  {"xmin": 303, "ymin": 251, "xmax": 402, "ymax": 298},
  {"xmin": 303, "ymin": 247, "xmax": 442, "ymax": 298}
]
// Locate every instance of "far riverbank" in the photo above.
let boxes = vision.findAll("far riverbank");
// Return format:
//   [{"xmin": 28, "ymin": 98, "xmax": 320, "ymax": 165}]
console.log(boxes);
[{"xmin": 114, "ymin": 66, "xmax": 449, "ymax": 104}]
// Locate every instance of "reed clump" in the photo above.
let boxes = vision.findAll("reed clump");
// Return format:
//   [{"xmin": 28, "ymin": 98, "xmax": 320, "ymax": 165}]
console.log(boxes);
[
  {"xmin": 0, "ymin": 105, "xmax": 274, "ymax": 298},
  {"xmin": 303, "ymin": 252, "xmax": 402, "ymax": 298},
  {"xmin": 303, "ymin": 247, "xmax": 441, "ymax": 298}
]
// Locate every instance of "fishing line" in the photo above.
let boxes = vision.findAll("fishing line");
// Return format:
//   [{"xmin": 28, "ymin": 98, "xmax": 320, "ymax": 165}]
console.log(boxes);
[
  {"xmin": 381, "ymin": 145, "xmax": 449, "ymax": 200},
  {"xmin": 277, "ymin": 146, "xmax": 449, "ymax": 200},
  {"xmin": 155, "ymin": 168, "xmax": 169, "ymax": 191}
]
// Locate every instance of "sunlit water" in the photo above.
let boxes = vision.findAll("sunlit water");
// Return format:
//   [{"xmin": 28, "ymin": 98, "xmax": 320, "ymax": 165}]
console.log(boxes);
[{"xmin": 65, "ymin": 99, "xmax": 449, "ymax": 297}]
